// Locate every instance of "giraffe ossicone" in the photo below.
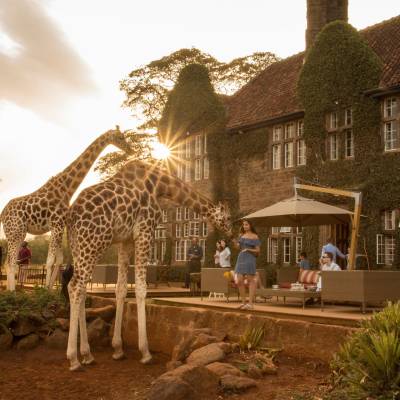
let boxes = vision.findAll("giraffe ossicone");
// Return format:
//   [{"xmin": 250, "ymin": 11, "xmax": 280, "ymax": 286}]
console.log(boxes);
[
  {"xmin": 66, "ymin": 160, "xmax": 232, "ymax": 371},
  {"xmin": 0, "ymin": 127, "xmax": 133, "ymax": 291}
]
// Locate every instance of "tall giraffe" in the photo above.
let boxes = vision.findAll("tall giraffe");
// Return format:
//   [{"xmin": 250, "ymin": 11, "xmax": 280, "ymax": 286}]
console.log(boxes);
[
  {"xmin": 66, "ymin": 160, "xmax": 232, "ymax": 371},
  {"xmin": 0, "ymin": 127, "xmax": 133, "ymax": 291}
]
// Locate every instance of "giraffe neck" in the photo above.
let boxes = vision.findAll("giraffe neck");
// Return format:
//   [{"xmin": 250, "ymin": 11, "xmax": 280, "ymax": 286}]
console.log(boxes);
[{"xmin": 53, "ymin": 135, "xmax": 112, "ymax": 199}]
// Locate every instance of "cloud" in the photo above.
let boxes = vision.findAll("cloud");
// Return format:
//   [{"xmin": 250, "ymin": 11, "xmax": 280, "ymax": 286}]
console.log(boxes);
[{"xmin": 0, "ymin": 0, "xmax": 97, "ymax": 121}]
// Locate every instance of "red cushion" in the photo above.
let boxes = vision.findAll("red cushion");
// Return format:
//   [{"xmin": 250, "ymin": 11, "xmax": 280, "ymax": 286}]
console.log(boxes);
[
  {"xmin": 299, "ymin": 269, "xmax": 320, "ymax": 284},
  {"xmin": 279, "ymin": 282, "xmax": 292, "ymax": 289}
]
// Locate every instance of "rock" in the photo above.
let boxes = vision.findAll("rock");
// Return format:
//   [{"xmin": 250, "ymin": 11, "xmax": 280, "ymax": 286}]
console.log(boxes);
[
  {"xmin": 45, "ymin": 328, "xmax": 68, "ymax": 349},
  {"xmin": 55, "ymin": 307, "xmax": 69, "ymax": 319},
  {"xmin": 148, "ymin": 376, "xmax": 194, "ymax": 400},
  {"xmin": 0, "ymin": 325, "xmax": 13, "ymax": 350},
  {"xmin": 220, "ymin": 374, "xmax": 258, "ymax": 391},
  {"xmin": 89, "ymin": 296, "xmax": 116, "ymax": 309},
  {"xmin": 166, "ymin": 360, "xmax": 183, "ymax": 371},
  {"xmin": 85, "ymin": 305, "xmax": 115, "ymax": 323},
  {"xmin": 36, "ymin": 324, "xmax": 54, "ymax": 339},
  {"xmin": 247, "ymin": 364, "xmax": 263, "ymax": 379},
  {"xmin": 28, "ymin": 312, "xmax": 46, "ymax": 325},
  {"xmin": 171, "ymin": 334, "xmax": 195, "ymax": 362},
  {"xmin": 186, "ymin": 342, "xmax": 226, "ymax": 366},
  {"xmin": 149, "ymin": 364, "xmax": 219, "ymax": 400},
  {"xmin": 11, "ymin": 317, "xmax": 36, "ymax": 337},
  {"xmin": 217, "ymin": 342, "xmax": 232, "ymax": 354},
  {"xmin": 206, "ymin": 362, "xmax": 244, "ymax": 377},
  {"xmin": 87, "ymin": 317, "xmax": 110, "ymax": 347},
  {"xmin": 17, "ymin": 333, "xmax": 39, "ymax": 350},
  {"xmin": 56, "ymin": 318, "xmax": 69, "ymax": 331},
  {"xmin": 190, "ymin": 333, "xmax": 218, "ymax": 352},
  {"xmin": 192, "ymin": 328, "xmax": 212, "ymax": 336},
  {"xmin": 253, "ymin": 354, "xmax": 278, "ymax": 375}
]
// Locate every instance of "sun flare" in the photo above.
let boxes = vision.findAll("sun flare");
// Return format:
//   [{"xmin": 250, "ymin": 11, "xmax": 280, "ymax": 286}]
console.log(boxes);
[{"xmin": 151, "ymin": 141, "xmax": 171, "ymax": 160}]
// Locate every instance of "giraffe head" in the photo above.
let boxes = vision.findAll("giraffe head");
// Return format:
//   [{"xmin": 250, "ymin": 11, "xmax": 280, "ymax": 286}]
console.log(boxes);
[
  {"xmin": 210, "ymin": 201, "xmax": 233, "ymax": 238},
  {"xmin": 104, "ymin": 126, "xmax": 133, "ymax": 154}
]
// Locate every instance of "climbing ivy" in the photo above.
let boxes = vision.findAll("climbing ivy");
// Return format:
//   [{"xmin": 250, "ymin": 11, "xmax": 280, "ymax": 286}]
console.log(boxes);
[{"xmin": 297, "ymin": 21, "xmax": 400, "ymax": 268}]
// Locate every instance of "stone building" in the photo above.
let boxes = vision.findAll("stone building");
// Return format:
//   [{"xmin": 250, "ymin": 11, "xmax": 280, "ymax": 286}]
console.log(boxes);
[{"xmin": 154, "ymin": 0, "xmax": 400, "ymax": 270}]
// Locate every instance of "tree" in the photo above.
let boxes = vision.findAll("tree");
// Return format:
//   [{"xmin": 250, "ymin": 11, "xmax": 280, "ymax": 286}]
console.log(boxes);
[{"xmin": 120, "ymin": 48, "xmax": 279, "ymax": 130}]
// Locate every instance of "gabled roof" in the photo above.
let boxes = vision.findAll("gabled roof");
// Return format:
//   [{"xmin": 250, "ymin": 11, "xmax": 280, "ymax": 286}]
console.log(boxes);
[{"xmin": 226, "ymin": 15, "xmax": 400, "ymax": 132}]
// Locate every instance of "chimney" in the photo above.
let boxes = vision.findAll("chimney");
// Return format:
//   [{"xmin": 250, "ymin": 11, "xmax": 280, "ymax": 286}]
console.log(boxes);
[{"xmin": 306, "ymin": 0, "xmax": 348, "ymax": 50}]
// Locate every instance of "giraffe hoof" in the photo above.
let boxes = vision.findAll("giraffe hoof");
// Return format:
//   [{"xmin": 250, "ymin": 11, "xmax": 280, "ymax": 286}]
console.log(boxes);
[
  {"xmin": 81, "ymin": 354, "xmax": 95, "ymax": 365},
  {"xmin": 112, "ymin": 351, "xmax": 126, "ymax": 361},
  {"xmin": 69, "ymin": 361, "xmax": 83, "ymax": 372},
  {"xmin": 140, "ymin": 354, "xmax": 153, "ymax": 364}
]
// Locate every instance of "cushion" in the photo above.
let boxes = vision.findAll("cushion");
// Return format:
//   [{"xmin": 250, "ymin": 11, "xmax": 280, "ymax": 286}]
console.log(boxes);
[
  {"xmin": 279, "ymin": 282, "xmax": 292, "ymax": 289},
  {"xmin": 298, "ymin": 269, "xmax": 320, "ymax": 285}
]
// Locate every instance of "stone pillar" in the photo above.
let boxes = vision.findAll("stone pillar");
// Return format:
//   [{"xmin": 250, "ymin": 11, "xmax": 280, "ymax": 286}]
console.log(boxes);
[{"xmin": 306, "ymin": 0, "xmax": 348, "ymax": 50}]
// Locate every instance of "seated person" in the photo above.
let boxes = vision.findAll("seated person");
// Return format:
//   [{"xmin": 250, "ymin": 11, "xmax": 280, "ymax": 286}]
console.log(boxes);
[
  {"xmin": 298, "ymin": 251, "xmax": 311, "ymax": 270},
  {"xmin": 317, "ymin": 251, "xmax": 341, "ymax": 290}
]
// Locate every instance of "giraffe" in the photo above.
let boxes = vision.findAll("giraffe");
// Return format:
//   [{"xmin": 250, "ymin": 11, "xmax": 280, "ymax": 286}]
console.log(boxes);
[
  {"xmin": 0, "ymin": 127, "xmax": 133, "ymax": 291},
  {"xmin": 66, "ymin": 160, "xmax": 232, "ymax": 371}
]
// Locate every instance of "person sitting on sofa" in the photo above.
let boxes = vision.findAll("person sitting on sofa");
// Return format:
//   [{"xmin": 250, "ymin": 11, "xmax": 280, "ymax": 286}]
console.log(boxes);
[
  {"xmin": 317, "ymin": 251, "xmax": 341, "ymax": 291},
  {"xmin": 298, "ymin": 251, "xmax": 311, "ymax": 270}
]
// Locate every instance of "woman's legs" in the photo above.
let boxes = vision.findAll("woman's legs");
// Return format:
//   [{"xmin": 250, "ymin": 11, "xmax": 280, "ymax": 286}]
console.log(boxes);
[
  {"xmin": 247, "ymin": 275, "xmax": 257, "ymax": 306},
  {"xmin": 236, "ymin": 274, "xmax": 247, "ymax": 304}
]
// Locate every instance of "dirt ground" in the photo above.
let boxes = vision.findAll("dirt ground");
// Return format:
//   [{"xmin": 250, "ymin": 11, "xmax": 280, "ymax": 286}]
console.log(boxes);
[{"xmin": 0, "ymin": 346, "xmax": 329, "ymax": 400}]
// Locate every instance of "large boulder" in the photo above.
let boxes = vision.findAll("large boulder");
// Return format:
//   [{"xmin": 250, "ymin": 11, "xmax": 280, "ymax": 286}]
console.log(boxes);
[
  {"xmin": 87, "ymin": 317, "xmax": 110, "ymax": 347},
  {"xmin": 56, "ymin": 318, "xmax": 69, "ymax": 331},
  {"xmin": 148, "ymin": 364, "xmax": 219, "ymax": 400},
  {"xmin": 189, "ymin": 333, "xmax": 218, "ymax": 352},
  {"xmin": 206, "ymin": 362, "xmax": 244, "ymax": 377},
  {"xmin": 0, "ymin": 324, "xmax": 13, "ymax": 350},
  {"xmin": 186, "ymin": 342, "xmax": 226, "ymax": 366},
  {"xmin": 220, "ymin": 375, "xmax": 258, "ymax": 391},
  {"xmin": 45, "ymin": 328, "xmax": 68, "ymax": 349},
  {"xmin": 17, "ymin": 333, "xmax": 39, "ymax": 350},
  {"xmin": 86, "ymin": 305, "xmax": 115, "ymax": 323},
  {"xmin": 10, "ymin": 317, "xmax": 36, "ymax": 337}
]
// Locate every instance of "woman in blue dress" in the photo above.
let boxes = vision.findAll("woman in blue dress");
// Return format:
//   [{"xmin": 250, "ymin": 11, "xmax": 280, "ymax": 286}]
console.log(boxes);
[{"xmin": 233, "ymin": 220, "xmax": 261, "ymax": 310}]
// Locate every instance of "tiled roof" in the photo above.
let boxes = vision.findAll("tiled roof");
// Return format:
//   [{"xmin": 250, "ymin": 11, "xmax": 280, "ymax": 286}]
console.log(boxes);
[{"xmin": 226, "ymin": 15, "xmax": 400, "ymax": 131}]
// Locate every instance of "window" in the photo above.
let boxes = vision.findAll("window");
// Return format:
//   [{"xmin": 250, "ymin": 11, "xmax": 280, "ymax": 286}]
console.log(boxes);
[
  {"xmin": 284, "ymin": 123, "xmax": 295, "ymax": 139},
  {"xmin": 295, "ymin": 236, "xmax": 303, "ymax": 262},
  {"xmin": 384, "ymin": 210, "xmax": 396, "ymax": 230},
  {"xmin": 185, "ymin": 162, "xmax": 191, "ymax": 182},
  {"xmin": 199, "ymin": 239, "xmax": 206, "ymax": 262},
  {"xmin": 204, "ymin": 134, "xmax": 207, "ymax": 154},
  {"xmin": 160, "ymin": 241, "xmax": 166, "ymax": 263},
  {"xmin": 183, "ymin": 223, "xmax": 189, "ymax": 237},
  {"xmin": 155, "ymin": 229, "xmax": 166, "ymax": 239},
  {"xmin": 376, "ymin": 234, "xmax": 395, "ymax": 265},
  {"xmin": 176, "ymin": 207, "xmax": 182, "ymax": 221},
  {"xmin": 195, "ymin": 159, "xmax": 201, "ymax": 181},
  {"xmin": 345, "ymin": 108, "xmax": 352, "ymax": 126},
  {"xmin": 297, "ymin": 120, "xmax": 304, "ymax": 137},
  {"xmin": 175, "ymin": 224, "xmax": 182, "ymax": 238},
  {"xmin": 280, "ymin": 227, "xmax": 291, "ymax": 233},
  {"xmin": 384, "ymin": 98, "xmax": 397, "ymax": 118},
  {"xmin": 184, "ymin": 207, "xmax": 190, "ymax": 220},
  {"xmin": 195, "ymin": 135, "xmax": 202, "ymax": 156},
  {"xmin": 177, "ymin": 163, "xmax": 184, "ymax": 180},
  {"xmin": 193, "ymin": 211, "xmax": 199, "ymax": 220},
  {"xmin": 152, "ymin": 242, "xmax": 158, "ymax": 262},
  {"xmin": 273, "ymin": 126, "xmax": 282, "ymax": 141},
  {"xmin": 175, "ymin": 240, "xmax": 187, "ymax": 261},
  {"xmin": 345, "ymin": 130, "xmax": 354, "ymax": 158},
  {"xmin": 202, "ymin": 222, "xmax": 208, "ymax": 237},
  {"xmin": 284, "ymin": 142, "xmax": 293, "ymax": 168},
  {"xmin": 283, "ymin": 238, "xmax": 291, "ymax": 264},
  {"xmin": 329, "ymin": 112, "xmax": 338, "ymax": 130},
  {"xmin": 271, "ymin": 227, "xmax": 280, "ymax": 234},
  {"xmin": 272, "ymin": 144, "xmax": 281, "ymax": 170},
  {"xmin": 185, "ymin": 140, "xmax": 191, "ymax": 159},
  {"xmin": 203, "ymin": 157, "xmax": 209, "ymax": 179},
  {"xmin": 189, "ymin": 221, "xmax": 199, "ymax": 237},
  {"xmin": 162, "ymin": 210, "xmax": 168, "ymax": 223},
  {"xmin": 329, "ymin": 133, "xmax": 339, "ymax": 160},
  {"xmin": 384, "ymin": 121, "xmax": 399, "ymax": 151},
  {"xmin": 267, "ymin": 238, "xmax": 278, "ymax": 263},
  {"xmin": 297, "ymin": 139, "xmax": 306, "ymax": 166}
]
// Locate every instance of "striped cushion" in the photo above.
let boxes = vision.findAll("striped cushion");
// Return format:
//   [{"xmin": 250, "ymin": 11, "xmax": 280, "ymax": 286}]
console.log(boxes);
[{"xmin": 298, "ymin": 269, "xmax": 320, "ymax": 284}]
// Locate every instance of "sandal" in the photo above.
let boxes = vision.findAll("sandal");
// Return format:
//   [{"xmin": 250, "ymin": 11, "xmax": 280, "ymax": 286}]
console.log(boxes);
[
  {"xmin": 243, "ymin": 303, "xmax": 254, "ymax": 310},
  {"xmin": 237, "ymin": 303, "xmax": 247, "ymax": 309}
]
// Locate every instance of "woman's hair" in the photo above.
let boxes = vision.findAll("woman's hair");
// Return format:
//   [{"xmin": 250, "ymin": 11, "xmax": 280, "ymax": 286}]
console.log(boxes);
[
  {"xmin": 220, "ymin": 239, "xmax": 229, "ymax": 249},
  {"xmin": 324, "ymin": 251, "xmax": 333, "ymax": 261},
  {"xmin": 240, "ymin": 219, "xmax": 257, "ymax": 234}
]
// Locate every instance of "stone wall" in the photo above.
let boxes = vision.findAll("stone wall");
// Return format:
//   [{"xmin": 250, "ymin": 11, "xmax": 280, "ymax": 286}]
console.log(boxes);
[{"xmin": 122, "ymin": 302, "xmax": 355, "ymax": 363}]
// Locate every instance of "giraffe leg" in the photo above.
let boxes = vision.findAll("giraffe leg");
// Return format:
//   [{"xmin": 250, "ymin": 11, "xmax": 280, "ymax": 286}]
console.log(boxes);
[
  {"xmin": 3, "ymin": 231, "xmax": 26, "ymax": 292},
  {"xmin": 134, "ymin": 231, "xmax": 153, "ymax": 364},
  {"xmin": 45, "ymin": 227, "xmax": 64, "ymax": 289},
  {"xmin": 79, "ymin": 287, "xmax": 95, "ymax": 365},
  {"xmin": 112, "ymin": 241, "xmax": 131, "ymax": 360},
  {"xmin": 67, "ymin": 275, "xmax": 85, "ymax": 371}
]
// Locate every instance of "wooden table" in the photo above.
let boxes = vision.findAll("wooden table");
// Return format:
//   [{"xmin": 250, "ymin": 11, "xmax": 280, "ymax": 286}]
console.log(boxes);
[{"xmin": 257, "ymin": 288, "xmax": 321, "ymax": 309}]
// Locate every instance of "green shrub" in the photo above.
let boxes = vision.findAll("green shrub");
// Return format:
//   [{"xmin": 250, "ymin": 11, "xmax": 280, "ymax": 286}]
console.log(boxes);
[
  {"xmin": 239, "ymin": 325, "xmax": 265, "ymax": 351},
  {"xmin": 331, "ymin": 302, "xmax": 400, "ymax": 399}
]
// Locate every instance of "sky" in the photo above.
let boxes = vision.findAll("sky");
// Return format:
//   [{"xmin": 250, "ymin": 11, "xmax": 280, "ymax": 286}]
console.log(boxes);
[{"xmin": 0, "ymin": 0, "xmax": 399, "ymax": 234}]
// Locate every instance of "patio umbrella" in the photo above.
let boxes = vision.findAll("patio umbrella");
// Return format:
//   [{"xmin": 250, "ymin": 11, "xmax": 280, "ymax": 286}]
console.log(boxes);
[{"xmin": 241, "ymin": 194, "xmax": 352, "ymax": 227}]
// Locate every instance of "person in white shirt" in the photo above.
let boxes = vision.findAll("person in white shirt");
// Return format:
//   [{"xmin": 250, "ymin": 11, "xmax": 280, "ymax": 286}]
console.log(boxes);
[
  {"xmin": 218, "ymin": 239, "xmax": 231, "ymax": 268},
  {"xmin": 317, "ymin": 251, "xmax": 341, "ymax": 291},
  {"xmin": 214, "ymin": 240, "xmax": 222, "ymax": 266}
]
